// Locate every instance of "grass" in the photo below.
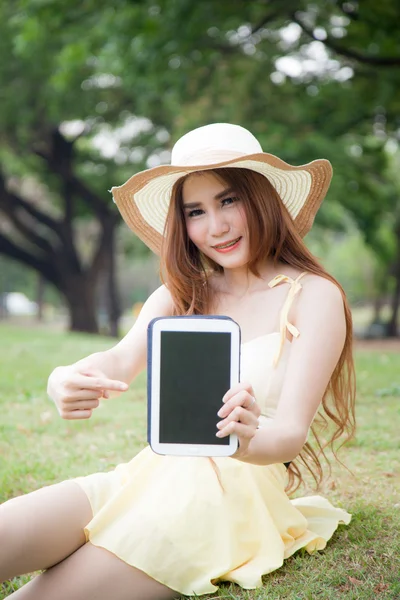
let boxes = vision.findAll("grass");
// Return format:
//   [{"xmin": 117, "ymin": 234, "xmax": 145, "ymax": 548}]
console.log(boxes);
[{"xmin": 0, "ymin": 324, "xmax": 399, "ymax": 599}]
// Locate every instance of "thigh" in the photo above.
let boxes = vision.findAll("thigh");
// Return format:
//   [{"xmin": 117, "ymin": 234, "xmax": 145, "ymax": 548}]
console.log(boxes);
[
  {"xmin": 10, "ymin": 542, "xmax": 178, "ymax": 600},
  {"xmin": 0, "ymin": 480, "xmax": 92, "ymax": 578}
]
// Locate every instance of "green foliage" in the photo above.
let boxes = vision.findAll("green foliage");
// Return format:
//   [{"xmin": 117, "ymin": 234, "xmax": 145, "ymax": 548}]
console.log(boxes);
[
  {"xmin": 5, "ymin": 0, "xmax": 398, "ymax": 227},
  {"xmin": 375, "ymin": 383, "xmax": 400, "ymax": 397},
  {"xmin": 307, "ymin": 227, "xmax": 386, "ymax": 304},
  {"xmin": 1, "ymin": 0, "xmax": 400, "ymax": 327}
]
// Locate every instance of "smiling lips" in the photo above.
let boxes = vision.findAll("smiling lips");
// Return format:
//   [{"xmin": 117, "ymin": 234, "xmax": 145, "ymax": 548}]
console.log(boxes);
[{"xmin": 212, "ymin": 236, "xmax": 242, "ymax": 252}]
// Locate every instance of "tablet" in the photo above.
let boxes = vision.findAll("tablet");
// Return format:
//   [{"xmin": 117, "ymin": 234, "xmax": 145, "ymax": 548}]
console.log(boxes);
[{"xmin": 147, "ymin": 316, "xmax": 241, "ymax": 457}]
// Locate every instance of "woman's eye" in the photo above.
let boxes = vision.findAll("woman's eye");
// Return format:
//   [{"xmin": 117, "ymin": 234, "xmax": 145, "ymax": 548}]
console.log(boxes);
[
  {"xmin": 221, "ymin": 196, "xmax": 238, "ymax": 206},
  {"xmin": 187, "ymin": 209, "xmax": 204, "ymax": 218}
]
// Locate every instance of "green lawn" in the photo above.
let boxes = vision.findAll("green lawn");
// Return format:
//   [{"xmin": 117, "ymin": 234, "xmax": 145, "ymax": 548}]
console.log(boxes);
[{"xmin": 0, "ymin": 324, "xmax": 399, "ymax": 599}]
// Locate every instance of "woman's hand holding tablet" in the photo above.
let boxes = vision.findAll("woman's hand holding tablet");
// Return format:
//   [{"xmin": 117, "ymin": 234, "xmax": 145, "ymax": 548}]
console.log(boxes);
[
  {"xmin": 147, "ymin": 316, "xmax": 241, "ymax": 457},
  {"xmin": 216, "ymin": 381, "xmax": 262, "ymax": 457}
]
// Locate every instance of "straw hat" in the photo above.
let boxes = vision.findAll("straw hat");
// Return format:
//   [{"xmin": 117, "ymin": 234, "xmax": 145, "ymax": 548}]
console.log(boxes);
[{"xmin": 111, "ymin": 123, "xmax": 332, "ymax": 254}]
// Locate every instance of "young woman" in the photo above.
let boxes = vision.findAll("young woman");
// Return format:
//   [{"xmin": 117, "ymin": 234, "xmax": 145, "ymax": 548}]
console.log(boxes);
[{"xmin": 0, "ymin": 123, "xmax": 356, "ymax": 599}]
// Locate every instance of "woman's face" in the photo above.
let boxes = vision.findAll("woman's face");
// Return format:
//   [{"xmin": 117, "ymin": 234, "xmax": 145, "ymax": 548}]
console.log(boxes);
[{"xmin": 181, "ymin": 171, "xmax": 249, "ymax": 268}]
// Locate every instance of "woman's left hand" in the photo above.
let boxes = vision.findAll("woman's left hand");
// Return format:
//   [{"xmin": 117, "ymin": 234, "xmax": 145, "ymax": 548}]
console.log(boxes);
[{"xmin": 216, "ymin": 381, "xmax": 261, "ymax": 457}]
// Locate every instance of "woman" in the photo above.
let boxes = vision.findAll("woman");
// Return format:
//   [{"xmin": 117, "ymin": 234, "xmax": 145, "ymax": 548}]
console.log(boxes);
[{"xmin": 0, "ymin": 123, "xmax": 356, "ymax": 599}]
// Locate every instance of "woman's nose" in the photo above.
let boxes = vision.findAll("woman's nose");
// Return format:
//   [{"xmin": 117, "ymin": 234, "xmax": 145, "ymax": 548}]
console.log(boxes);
[{"xmin": 208, "ymin": 211, "xmax": 230, "ymax": 237}]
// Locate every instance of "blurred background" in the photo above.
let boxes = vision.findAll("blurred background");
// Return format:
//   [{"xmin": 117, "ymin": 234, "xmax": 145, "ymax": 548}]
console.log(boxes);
[{"xmin": 0, "ymin": 0, "xmax": 399, "ymax": 339}]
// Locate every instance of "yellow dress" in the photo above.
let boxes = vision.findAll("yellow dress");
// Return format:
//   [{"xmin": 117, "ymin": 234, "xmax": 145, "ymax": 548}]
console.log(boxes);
[{"xmin": 73, "ymin": 272, "xmax": 351, "ymax": 596}]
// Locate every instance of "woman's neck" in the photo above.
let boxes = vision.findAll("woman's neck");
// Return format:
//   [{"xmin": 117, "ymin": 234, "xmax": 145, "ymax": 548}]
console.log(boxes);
[{"xmin": 210, "ymin": 260, "xmax": 287, "ymax": 299}]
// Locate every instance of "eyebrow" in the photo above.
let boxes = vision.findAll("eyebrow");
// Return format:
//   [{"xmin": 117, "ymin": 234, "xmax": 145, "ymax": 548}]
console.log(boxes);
[{"xmin": 182, "ymin": 187, "xmax": 236, "ymax": 209}]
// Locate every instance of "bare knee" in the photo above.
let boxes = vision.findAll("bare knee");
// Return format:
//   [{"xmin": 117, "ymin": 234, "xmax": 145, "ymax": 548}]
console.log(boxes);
[
  {"xmin": 0, "ymin": 497, "xmax": 17, "ymax": 542},
  {"xmin": 0, "ymin": 483, "xmax": 92, "ymax": 582},
  {"xmin": 0, "ymin": 498, "xmax": 20, "ymax": 581}
]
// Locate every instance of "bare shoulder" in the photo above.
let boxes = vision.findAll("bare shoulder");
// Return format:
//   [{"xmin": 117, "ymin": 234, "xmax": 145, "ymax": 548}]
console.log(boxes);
[
  {"xmin": 301, "ymin": 273, "xmax": 343, "ymax": 301},
  {"xmin": 294, "ymin": 273, "xmax": 345, "ymax": 331}
]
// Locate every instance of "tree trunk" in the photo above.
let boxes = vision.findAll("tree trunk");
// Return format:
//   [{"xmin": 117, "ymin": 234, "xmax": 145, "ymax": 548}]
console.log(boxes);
[
  {"xmin": 105, "ymin": 222, "xmax": 121, "ymax": 337},
  {"xmin": 0, "ymin": 293, "xmax": 6, "ymax": 319},
  {"xmin": 0, "ymin": 130, "xmax": 129, "ymax": 335},
  {"xmin": 0, "ymin": 257, "xmax": 6, "ymax": 319},
  {"xmin": 372, "ymin": 268, "xmax": 389, "ymax": 323},
  {"xmin": 372, "ymin": 295, "xmax": 383, "ymax": 323},
  {"xmin": 63, "ymin": 273, "xmax": 98, "ymax": 333},
  {"xmin": 386, "ymin": 271, "xmax": 400, "ymax": 337},
  {"xmin": 386, "ymin": 226, "xmax": 400, "ymax": 337},
  {"xmin": 36, "ymin": 273, "xmax": 45, "ymax": 321}
]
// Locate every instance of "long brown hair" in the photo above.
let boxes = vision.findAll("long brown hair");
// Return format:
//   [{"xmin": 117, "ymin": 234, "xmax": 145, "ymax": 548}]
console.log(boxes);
[{"xmin": 161, "ymin": 167, "xmax": 356, "ymax": 493}]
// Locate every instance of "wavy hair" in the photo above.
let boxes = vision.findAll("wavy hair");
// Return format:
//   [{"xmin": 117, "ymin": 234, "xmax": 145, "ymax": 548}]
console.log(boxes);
[{"xmin": 160, "ymin": 167, "xmax": 356, "ymax": 493}]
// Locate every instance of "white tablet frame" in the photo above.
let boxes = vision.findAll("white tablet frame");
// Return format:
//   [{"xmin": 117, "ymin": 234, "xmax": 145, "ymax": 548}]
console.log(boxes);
[{"xmin": 148, "ymin": 316, "xmax": 240, "ymax": 457}]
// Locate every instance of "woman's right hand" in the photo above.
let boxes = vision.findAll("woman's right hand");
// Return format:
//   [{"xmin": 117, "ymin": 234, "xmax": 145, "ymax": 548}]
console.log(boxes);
[{"xmin": 47, "ymin": 366, "xmax": 129, "ymax": 420}]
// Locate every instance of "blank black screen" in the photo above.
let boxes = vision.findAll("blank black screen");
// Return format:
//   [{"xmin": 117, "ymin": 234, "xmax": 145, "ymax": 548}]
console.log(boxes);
[{"xmin": 159, "ymin": 331, "xmax": 231, "ymax": 445}]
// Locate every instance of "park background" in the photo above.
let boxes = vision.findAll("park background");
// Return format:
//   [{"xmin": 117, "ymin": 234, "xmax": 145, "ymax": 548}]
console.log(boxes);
[{"xmin": 0, "ymin": 1, "xmax": 399, "ymax": 599}]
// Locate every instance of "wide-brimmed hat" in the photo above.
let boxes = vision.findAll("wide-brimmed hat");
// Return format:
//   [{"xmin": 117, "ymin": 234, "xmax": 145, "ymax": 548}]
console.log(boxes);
[{"xmin": 111, "ymin": 123, "xmax": 332, "ymax": 254}]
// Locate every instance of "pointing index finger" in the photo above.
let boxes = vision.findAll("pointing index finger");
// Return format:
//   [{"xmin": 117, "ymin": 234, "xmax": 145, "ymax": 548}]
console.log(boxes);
[{"xmin": 72, "ymin": 374, "xmax": 128, "ymax": 391}]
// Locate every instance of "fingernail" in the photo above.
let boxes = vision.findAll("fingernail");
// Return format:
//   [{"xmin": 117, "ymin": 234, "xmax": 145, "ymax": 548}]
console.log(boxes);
[
  {"xmin": 216, "ymin": 431, "xmax": 223, "ymax": 437},
  {"xmin": 217, "ymin": 409, "xmax": 223, "ymax": 417}
]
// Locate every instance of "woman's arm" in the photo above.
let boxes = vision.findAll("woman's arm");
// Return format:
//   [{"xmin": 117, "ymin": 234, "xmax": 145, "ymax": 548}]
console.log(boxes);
[
  {"xmin": 47, "ymin": 284, "xmax": 174, "ymax": 419},
  {"xmin": 217, "ymin": 276, "xmax": 347, "ymax": 465}
]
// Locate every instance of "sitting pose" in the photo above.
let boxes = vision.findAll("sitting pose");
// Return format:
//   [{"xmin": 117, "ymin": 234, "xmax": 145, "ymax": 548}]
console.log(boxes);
[{"xmin": 0, "ymin": 123, "xmax": 356, "ymax": 599}]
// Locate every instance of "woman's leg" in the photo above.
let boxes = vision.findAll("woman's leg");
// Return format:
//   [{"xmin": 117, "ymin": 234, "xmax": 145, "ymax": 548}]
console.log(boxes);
[
  {"xmin": 9, "ymin": 542, "xmax": 178, "ymax": 600},
  {"xmin": 0, "ymin": 480, "xmax": 92, "ymax": 581}
]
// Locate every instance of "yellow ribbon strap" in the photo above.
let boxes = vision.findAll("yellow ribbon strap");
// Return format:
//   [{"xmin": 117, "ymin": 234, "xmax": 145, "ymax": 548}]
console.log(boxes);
[{"xmin": 268, "ymin": 272, "xmax": 307, "ymax": 367}]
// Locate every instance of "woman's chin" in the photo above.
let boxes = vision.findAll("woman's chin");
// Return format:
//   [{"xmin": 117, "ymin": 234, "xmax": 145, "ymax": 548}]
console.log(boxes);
[{"xmin": 212, "ymin": 252, "xmax": 249, "ymax": 270}]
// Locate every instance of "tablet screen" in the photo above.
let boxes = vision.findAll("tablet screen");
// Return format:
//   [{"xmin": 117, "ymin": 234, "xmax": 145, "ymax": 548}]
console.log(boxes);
[{"xmin": 159, "ymin": 331, "xmax": 231, "ymax": 445}]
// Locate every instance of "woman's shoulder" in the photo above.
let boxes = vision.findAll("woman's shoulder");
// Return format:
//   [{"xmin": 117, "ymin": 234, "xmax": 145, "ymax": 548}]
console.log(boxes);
[
  {"xmin": 293, "ymin": 273, "xmax": 345, "ymax": 327},
  {"xmin": 300, "ymin": 272, "xmax": 343, "ymax": 299},
  {"xmin": 144, "ymin": 284, "xmax": 174, "ymax": 314},
  {"xmin": 269, "ymin": 268, "xmax": 330, "ymax": 290}
]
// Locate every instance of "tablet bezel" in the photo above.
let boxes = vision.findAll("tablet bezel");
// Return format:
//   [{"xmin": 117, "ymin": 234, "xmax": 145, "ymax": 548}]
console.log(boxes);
[{"xmin": 148, "ymin": 316, "xmax": 240, "ymax": 457}]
